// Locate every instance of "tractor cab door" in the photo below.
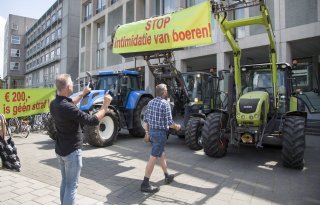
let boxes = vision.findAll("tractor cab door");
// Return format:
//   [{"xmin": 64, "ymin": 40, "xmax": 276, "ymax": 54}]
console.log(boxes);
[
  {"xmin": 290, "ymin": 63, "xmax": 320, "ymax": 113},
  {"xmin": 218, "ymin": 70, "xmax": 233, "ymax": 112}
]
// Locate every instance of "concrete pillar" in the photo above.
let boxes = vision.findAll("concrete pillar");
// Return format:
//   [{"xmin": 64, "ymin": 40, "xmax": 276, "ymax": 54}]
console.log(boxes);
[
  {"xmin": 90, "ymin": 23, "xmax": 97, "ymax": 71},
  {"xmin": 217, "ymin": 52, "xmax": 230, "ymax": 71},
  {"xmin": 176, "ymin": 59, "xmax": 187, "ymax": 73},
  {"xmin": 280, "ymin": 42, "xmax": 292, "ymax": 65}
]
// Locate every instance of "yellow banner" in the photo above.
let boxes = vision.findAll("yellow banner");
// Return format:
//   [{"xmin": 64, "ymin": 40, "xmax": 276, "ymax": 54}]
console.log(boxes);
[
  {"xmin": 113, "ymin": 1, "xmax": 212, "ymax": 54},
  {"xmin": 0, "ymin": 88, "xmax": 56, "ymax": 118}
]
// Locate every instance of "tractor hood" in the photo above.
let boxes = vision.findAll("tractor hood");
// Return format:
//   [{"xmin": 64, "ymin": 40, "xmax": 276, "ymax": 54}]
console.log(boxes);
[
  {"xmin": 238, "ymin": 91, "xmax": 269, "ymax": 114},
  {"xmin": 79, "ymin": 90, "xmax": 107, "ymax": 111},
  {"xmin": 236, "ymin": 91, "xmax": 269, "ymax": 126}
]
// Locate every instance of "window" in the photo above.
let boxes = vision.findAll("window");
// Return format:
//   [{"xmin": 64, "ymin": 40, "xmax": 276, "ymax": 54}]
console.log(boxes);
[
  {"xmin": 11, "ymin": 35, "xmax": 20, "ymax": 44},
  {"xmin": 57, "ymin": 27, "xmax": 62, "ymax": 38},
  {"xmin": 84, "ymin": 3, "xmax": 92, "ymax": 21},
  {"xmin": 45, "ymin": 53, "xmax": 50, "ymax": 61},
  {"xmin": 96, "ymin": 48, "xmax": 105, "ymax": 69},
  {"xmin": 10, "ymin": 62, "xmax": 20, "ymax": 70},
  {"xmin": 57, "ymin": 9, "xmax": 62, "ymax": 19},
  {"xmin": 51, "ymin": 13, "xmax": 57, "ymax": 23},
  {"xmin": 111, "ymin": 0, "xmax": 118, "ymax": 5},
  {"xmin": 96, "ymin": 0, "xmax": 106, "ymax": 13},
  {"xmin": 51, "ymin": 50, "xmax": 55, "ymax": 59},
  {"xmin": 12, "ymin": 24, "xmax": 18, "ymax": 30},
  {"xmin": 42, "ymin": 23, "xmax": 46, "ymax": 31},
  {"xmin": 46, "ymin": 19, "xmax": 51, "ymax": 28},
  {"xmin": 11, "ymin": 49, "xmax": 20, "ymax": 57},
  {"xmin": 46, "ymin": 36, "xmax": 50, "ymax": 45},
  {"xmin": 97, "ymin": 22, "xmax": 105, "ymax": 43},
  {"xmin": 56, "ymin": 47, "xmax": 61, "ymax": 56},
  {"xmin": 51, "ymin": 31, "xmax": 56, "ymax": 41},
  {"xmin": 81, "ymin": 28, "xmax": 85, "ymax": 47}
]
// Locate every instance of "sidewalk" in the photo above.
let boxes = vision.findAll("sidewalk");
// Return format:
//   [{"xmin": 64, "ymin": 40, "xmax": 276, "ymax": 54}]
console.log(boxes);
[
  {"xmin": 1, "ymin": 131, "xmax": 320, "ymax": 205},
  {"xmin": 0, "ymin": 170, "xmax": 103, "ymax": 205}
]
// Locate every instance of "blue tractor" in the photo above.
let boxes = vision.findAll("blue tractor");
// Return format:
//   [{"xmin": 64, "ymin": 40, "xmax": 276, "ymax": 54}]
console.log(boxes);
[
  {"xmin": 47, "ymin": 70, "xmax": 153, "ymax": 147},
  {"xmin": 82, "ymin": 70, "xmax": 153, "ymax": 147}
]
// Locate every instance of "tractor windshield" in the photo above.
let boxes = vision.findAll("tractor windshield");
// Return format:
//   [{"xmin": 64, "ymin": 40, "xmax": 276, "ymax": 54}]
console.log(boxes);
[
  {"xmin": 183, "ymin": 73, "xmax": 202, "ymax": 101},
  {"xmin": 95, "ymin": 75, "xmax": 118, "ymax": 93},
  {"xmin": 242, "ymin": 69, "xmax": 285, "ymax": 95}
]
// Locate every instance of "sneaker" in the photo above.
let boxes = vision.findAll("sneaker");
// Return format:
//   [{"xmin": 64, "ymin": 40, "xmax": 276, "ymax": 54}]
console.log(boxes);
[
  {"xmin": 164, "ymin": 174, "xmax": 174, "ymax": 184},
  {"xmin": 140, "ymin": 184, "xmax": 159, "ymax": 193}
]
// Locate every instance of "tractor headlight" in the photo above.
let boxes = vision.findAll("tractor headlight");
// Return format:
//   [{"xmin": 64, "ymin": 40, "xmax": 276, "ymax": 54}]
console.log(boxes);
[
  {"xmin": 254, "ymin": 114, "xmax": 259, "ymax": 118},
  {"xmin": 194, "ymin": 98, "xmax": 199, "ymax": 103},
  {"xmin": 236, "ymin": 114, "xmax": 240, "ymax": 118},
  {"xmin": 241, "ymin": 115, "xmax": 245, "ymax": 119},
  {"xmin": 249, "ymin": 115, "xmax": 254, "ymax": 120}
]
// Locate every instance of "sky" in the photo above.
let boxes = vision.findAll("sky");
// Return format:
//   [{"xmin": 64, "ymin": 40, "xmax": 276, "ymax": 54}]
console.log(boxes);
[{"xmin": 0, "ymin": 0, "xmax": 56, "ymax": 79}]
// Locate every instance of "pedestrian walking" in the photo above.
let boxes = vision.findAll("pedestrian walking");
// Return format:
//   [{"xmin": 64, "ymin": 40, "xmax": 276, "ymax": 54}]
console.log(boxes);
[
  {"xmin": 50, "ymin": 74, "xmax": 112, "ymax": 205},
  {"xmin": 141, "ymin": 83, "xmax": 181, "ymax": 193}
]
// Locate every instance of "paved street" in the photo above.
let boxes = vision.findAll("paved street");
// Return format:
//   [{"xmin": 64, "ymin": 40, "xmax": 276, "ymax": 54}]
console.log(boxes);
[{"xmin": 0, "ymin": 131, "xmax": 320, "ymax": 205}]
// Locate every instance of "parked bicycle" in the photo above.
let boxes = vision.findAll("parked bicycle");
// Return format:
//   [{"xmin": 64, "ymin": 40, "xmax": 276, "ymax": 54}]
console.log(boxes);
[{"xmin": 7, "ymin": 117, "xmax": 31, "ymax": 138}]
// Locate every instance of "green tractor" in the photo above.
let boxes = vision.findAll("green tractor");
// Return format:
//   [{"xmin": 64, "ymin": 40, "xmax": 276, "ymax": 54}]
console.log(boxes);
[
  {"xmin": 143, "ymin": 52, "xmax": 221, "ymax": 140},
  {"xmin": 201, "ymin": 0, "xmax": 307, "ymax": 169}
]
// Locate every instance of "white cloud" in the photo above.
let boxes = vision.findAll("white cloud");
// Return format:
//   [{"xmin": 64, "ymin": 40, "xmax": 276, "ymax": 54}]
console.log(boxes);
[{"xmin": 0, "ymin": 16, "xmax": 6, "ymax": 79}]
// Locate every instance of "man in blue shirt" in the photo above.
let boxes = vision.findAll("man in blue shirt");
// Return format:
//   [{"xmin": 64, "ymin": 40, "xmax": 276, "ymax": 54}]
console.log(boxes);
[{"xmin": 141, "ymin": 84, "xmax": 181, "ymax": 193}]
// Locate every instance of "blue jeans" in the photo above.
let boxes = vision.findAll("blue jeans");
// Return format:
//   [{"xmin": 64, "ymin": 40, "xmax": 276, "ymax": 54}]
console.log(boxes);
[
  {"xmin": 56, "ymin": 149, "xmax": 82, "ymax": 205},
  {"xmin": 150, "ymin": 129, "xmax": 167, "ymax": 157}
]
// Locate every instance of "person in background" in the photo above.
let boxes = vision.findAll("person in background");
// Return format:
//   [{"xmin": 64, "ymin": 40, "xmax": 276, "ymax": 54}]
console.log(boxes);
[
  {"xmin": 50, "ymin": 74, "xmax": 112, "ymax": 205},
  {"xmin": 141, "ymin": 83, "xmax": 181, "ymax": 193}
]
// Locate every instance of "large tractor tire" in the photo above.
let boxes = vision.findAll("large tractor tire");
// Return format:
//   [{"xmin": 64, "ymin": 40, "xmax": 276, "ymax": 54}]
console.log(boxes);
[
  {"xmin": 45, "ymin": 113, "xmax": 57, "ymax": 140},
  {"xmin": 281, "ymin": 116, "xmax": 305, "ymax": 169},
  {"xmin": 83, "ymin": 110, "xmax": 119, "ymax": 147},
  {"xmin": 129, "ymin": 97, "xmax": 151, "ymax": 138},
  {"xmin": 185, "ymin": 117, "xmax": 204, "ymax": 150},
  {"xmin": 202, "ymin": 113, "xmax": 228, "ymax": 157}
]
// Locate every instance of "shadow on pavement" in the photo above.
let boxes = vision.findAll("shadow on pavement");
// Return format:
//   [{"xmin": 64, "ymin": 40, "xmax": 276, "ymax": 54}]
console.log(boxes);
[{"xmin": 34, "ymin": 131, "xmax": 320, "ymax": 205}]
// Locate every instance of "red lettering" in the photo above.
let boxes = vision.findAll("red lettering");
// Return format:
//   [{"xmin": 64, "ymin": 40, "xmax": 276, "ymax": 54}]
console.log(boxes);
[{"xmin": 145, "ymin": 20, "xmax": 151, "ymax": 31}]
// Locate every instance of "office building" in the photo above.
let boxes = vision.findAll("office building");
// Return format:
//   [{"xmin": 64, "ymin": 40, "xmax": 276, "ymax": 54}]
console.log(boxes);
[
  {"xmin": 79, "ymin": 0, "xmax": 320, "ymax": 93},
  {"xmin": 3, "ymin": 14, "xmax": 37, "ymax": 88},
  {"xmin": 24, "ymin": 0, "xmax": 80, "ymax": 88}
]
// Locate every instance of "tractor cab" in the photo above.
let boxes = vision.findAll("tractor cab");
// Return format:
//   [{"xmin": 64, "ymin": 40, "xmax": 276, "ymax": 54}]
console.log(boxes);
[
  {"xmin": 95, "ymin": 70, "xmax": 143, "ymax": 108},
  {"xmin": 182, "ymin": 72, "xmax": 220, "ymax": 115}
]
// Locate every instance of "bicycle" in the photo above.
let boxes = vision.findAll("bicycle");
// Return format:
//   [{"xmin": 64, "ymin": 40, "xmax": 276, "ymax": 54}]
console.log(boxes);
[{"xmin": 7, "ymin": 117, "xmax": 31, "ymax": 138}]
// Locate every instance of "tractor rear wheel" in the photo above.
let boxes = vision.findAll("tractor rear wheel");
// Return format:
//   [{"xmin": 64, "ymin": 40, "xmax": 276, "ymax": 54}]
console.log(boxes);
[
  {"xmin": 129, "ymin": 97, "xmax": 151, "ymax": 138},
  {"xmin": 282, "ymin": 116, "xmax": 305, "ymax": 169},
  {"xmin": 185, "ymin": 117, "xmax": 203, "ymax": 150},
  {"xmin": 202, "ymin": 113, "xmax": 228, "ymax": 157},
  {"xmin": 83, "ymin": 110, "xmax": 119, "ymax": 147}
]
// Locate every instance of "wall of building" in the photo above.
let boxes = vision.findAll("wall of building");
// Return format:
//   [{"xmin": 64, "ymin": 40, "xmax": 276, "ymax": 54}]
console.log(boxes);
[
  {"xmin": 79, "ymin": 0, "xmax": 320, "ymax": 93},
  {"xmin": 3, "ymin": 14, "xmax": 37, "ymax": 88}
]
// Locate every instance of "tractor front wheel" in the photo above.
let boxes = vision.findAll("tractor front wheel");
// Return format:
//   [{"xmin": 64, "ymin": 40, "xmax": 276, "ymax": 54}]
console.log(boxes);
[
  {"xmin": 83, "ymin": 110, "xmax": 119, "ymax": 147},
  {"xmin": 202, "ymin": 113, "xmax": 228, "ymax": 157},
  {"xmin": 282, "ymin": 116, "xmax": 305, "ymax": 169},
  {"xmin": 185, "ymin": 117, "xmax": 204, "ymax": 150}
]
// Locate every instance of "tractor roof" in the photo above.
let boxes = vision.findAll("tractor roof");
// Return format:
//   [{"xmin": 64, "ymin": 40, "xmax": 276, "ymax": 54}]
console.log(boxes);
[{"xmin": 97, "ymin": 70, "xmax": 140, "ymax": 76}]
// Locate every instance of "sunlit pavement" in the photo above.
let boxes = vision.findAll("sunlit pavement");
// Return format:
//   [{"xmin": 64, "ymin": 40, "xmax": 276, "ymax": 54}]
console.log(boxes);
[{"xmin": 0, "ymin": 131, "xmax": 319, "ymax": 205}]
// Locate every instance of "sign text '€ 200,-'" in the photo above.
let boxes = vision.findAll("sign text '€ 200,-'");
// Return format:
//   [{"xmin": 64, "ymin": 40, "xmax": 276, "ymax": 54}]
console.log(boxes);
[{"xmin": 3, "ymin": 91, "xmax": 49, "ymax": 116}]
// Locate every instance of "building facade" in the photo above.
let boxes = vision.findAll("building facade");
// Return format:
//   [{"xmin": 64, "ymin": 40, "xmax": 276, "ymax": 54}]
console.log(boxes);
[
  {"xmin": 24, "ymin": 0, "xmax": 80, "ymax": 88},
  {"xmin": 3, "ymin": 14, "xmax": 37, "ymax": 88},
  {"xmin": 79, "ymin": 0, "xmax": 320, "ymax": 94}
]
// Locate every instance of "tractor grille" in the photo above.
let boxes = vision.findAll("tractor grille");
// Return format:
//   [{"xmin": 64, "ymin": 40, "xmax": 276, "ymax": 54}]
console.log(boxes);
[{"xmin": 239, "ymin": 98, "xmax": 260, "ymax": 114}]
